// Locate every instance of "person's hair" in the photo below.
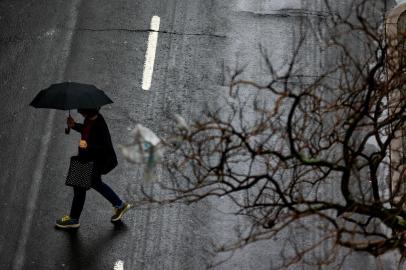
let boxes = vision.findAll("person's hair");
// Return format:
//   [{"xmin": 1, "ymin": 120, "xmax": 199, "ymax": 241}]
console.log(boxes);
[{"xmin": 78, "ymin": 107, "xmax": 100, "ymax": 117}]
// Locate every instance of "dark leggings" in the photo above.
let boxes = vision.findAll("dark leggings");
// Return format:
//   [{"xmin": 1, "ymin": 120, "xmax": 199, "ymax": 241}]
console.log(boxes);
[{"xmin": 70, "ymin": 175, "xmax": 123, "ymax": 220}]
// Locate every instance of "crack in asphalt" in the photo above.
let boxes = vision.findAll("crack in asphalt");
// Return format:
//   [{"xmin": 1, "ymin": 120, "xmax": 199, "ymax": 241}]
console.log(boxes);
[
  {"xmin": 76, "ymin": 27, "xmax": 227, "ymax": 38},
  {"xmin": 239, "ymin": 9, "xmax": 335, "ymax": 18}
]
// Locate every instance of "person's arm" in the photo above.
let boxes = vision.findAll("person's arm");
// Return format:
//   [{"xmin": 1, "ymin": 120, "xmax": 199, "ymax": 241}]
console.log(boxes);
[
  {"xmin": 79, "ymin": 139, "xmax": 106, "ymax": 161},
  {"xmin": 67, "ymin": 116, "xmax": 83, "ymax": 133},
  {"xmin": 72, "ymin": 122, "xmax": 83, "ymax": 133},
  {"xmin": 86, "ymin": 142, "xmax": 105, "ymax": 152},
  {"xmin": 84, "ymin": 124, "xmax": 110, "ymax": 154}
]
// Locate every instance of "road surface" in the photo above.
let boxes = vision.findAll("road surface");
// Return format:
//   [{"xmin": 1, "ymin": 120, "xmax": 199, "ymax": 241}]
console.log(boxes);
[{"xmin": 0, "ymin": 0, "xmax": 396, "ymax": 269}]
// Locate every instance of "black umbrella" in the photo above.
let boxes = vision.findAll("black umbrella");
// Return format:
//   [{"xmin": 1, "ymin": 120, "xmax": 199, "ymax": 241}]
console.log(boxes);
[{"xmin": 29, "ymin": 82, "xmax": 114, "ymax": 134}]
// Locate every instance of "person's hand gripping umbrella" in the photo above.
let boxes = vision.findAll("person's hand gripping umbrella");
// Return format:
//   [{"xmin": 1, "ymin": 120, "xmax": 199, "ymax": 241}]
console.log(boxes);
[{"xmin": 29, "ymin": 82, "xmax": 114, "ymax": 133}]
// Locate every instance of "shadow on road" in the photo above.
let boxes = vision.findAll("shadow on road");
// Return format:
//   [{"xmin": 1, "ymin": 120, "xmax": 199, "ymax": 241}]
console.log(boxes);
[{"xmin": 54, "ymin": 221, "xmax": 129, "ymax": 269}]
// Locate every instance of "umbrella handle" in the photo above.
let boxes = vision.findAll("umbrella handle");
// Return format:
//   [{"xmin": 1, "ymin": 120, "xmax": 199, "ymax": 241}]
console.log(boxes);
[{"xmin": 65, "ymin": 109, "xmax": 71, "ymax": 134}]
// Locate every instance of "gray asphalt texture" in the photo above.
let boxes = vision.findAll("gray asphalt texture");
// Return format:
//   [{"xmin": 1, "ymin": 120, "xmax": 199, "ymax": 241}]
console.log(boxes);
[{"xmin": 0, "ymin": 0, "xmax": 398, "ymax": 269}]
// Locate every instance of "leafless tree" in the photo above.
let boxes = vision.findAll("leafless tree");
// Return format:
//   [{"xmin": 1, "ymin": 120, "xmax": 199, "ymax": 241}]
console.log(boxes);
[{"xmin": 129, "ymin": 1, "xmax": 406, "ymax": 268}]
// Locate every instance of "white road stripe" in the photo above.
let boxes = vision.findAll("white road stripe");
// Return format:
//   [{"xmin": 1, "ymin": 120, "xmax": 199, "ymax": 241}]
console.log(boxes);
[
  {"xmin": 142, "ymin": 15, "xmax": 160, "ymax": 90},
  {"xmin": 114, "ymin": 260, "xmax": 124, "ymax": 270},
  {"xmin": 12, "ymin": 111, "xmax": 55, "ymax": 270},
  {"xmin": 11, "ymin": 1, "xmax": 82, "ymax": 269}
]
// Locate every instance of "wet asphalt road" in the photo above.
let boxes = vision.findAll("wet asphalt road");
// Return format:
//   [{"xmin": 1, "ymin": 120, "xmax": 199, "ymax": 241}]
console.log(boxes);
[
  {"xmin": 0, "ymin": 0, "xmax": 226, "ymax": 269},
  {"xmin": 0, "ymin": 0, "xmax": 397, "ymax": 269}
]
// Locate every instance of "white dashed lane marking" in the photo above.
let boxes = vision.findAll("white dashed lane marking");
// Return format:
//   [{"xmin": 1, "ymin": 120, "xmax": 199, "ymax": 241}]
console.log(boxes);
[
  {"xmin": 114, "ymin": 260, "xmax": 124, "ymax": 270},
  {"xmin": 142, "ymin": 15, "xmax": 160, "ymax": 91}
]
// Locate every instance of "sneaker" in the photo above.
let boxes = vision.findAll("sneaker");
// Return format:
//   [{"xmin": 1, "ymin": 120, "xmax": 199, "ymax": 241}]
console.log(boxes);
[
  {"xmin": 55, "ymin": 215, "xmax": 80, "ymax": 229},
  {"xmin": 111, "ymin": 203, "xmax": 132, "ymax": 222}
]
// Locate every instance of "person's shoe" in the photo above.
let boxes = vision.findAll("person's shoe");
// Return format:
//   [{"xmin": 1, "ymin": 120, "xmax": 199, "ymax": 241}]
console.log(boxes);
[
  {"xmin": 55, "ymin": 215, "xmax": 80, "ymax": 229},
  {"xmin": 111, "ymin": 203, "xmax": 132, "ymax": 222}
]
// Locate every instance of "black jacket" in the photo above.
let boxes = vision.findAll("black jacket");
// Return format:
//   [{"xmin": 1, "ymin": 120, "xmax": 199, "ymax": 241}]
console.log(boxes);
[{"xmin": 72, "ymin": 113, "xmax": 118, "ymax": 175}]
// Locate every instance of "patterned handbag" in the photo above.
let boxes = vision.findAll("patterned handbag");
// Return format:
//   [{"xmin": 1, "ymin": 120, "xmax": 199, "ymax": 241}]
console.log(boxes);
[{"xmin": 65, "ymin": 156, "xmax": 99, "ymax": 190}]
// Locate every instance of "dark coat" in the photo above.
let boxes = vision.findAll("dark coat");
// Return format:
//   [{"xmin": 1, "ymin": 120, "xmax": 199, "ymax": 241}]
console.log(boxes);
[{"xmin": 72, "ymin": 113, "xmax": 118, "ymax": 175}]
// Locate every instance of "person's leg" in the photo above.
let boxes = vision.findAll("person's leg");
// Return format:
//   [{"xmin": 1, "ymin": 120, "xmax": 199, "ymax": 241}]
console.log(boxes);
[
  {"xmin": 91, "ymin": 174, "xmax": 132, "ymax": 222},
  {"xmin": 91, "ymin": 175, "xmax": 123, "ymax": 208},
  {"xmin": 69, "ymin": 187, "xmax": 87, "ymax": 220}
]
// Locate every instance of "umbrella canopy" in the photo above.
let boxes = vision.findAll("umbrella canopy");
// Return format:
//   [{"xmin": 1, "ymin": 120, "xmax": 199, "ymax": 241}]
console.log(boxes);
[{"xmin": 29, "ymin": 82, "xmax": 113, "ymax": 110}]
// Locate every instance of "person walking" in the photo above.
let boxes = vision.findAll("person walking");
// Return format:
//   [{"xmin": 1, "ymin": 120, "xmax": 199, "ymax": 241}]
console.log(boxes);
[{"xmin": 56, "ymin": 107, "xmax": 132, "ymax": 229}]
